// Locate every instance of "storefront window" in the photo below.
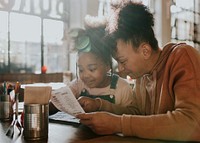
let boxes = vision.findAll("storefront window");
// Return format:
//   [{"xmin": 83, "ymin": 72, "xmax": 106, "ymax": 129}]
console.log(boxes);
[
  {"xmin": 171, "ymin": 0, "xmax": 200, "ymax": 51},
  {"xmin": 0, "ymin": 0, "xmax": 68, "ymax": 73}
]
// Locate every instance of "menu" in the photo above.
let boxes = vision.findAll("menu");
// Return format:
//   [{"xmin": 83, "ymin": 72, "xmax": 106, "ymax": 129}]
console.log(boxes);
[
  {"xmin": 49, "ymin": 111, "xmax": 80, "ymax": 123},
  {"xmin": 51, "ymin": 85, "xmax": 85, "ymax": 117}
]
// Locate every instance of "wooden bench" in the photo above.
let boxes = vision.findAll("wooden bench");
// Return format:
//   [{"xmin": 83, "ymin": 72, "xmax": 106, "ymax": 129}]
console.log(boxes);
[{"xmin": 0, "ymin": 72, "xmax": 72, "ymax": 84}]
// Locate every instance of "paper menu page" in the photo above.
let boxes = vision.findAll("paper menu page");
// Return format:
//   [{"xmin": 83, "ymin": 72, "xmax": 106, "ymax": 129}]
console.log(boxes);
[
  {"xmin": 51, "ymin": 86, "xmax": 85, "ymax": 116},
  {"xmin": 49, "ymin": 111, "xmax": 80, "ymax": 124}
]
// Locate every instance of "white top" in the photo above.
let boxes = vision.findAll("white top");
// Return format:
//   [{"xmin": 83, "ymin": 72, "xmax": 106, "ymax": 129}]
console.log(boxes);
[{"xmin": 69, "ymin": 77, "xmax": 134, "ymax": 107}]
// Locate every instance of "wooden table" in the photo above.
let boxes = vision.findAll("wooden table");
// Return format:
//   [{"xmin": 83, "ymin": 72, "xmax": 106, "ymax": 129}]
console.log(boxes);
[{"xmin": 0, "ymin": 119, "xmax": 190, "ymax": 143}]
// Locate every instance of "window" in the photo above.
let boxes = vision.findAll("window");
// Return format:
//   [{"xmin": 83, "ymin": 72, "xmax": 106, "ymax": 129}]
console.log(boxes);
[
  {"xmin": 0, "ymin": 0, "xmax": 69, "ymax": 73},
  {"xmin": 171, "ymin": 0, "xmax": 200, "ymax": 51},
  {"xmin": 0, "ymin": 11, "xmax": 8, "ymax": 72}
]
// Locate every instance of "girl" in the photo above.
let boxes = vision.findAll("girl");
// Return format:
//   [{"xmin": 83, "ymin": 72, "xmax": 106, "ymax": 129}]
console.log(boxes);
[{"xmin": 50, "ymin": 16, "xmax": 134, "ymax": 115}]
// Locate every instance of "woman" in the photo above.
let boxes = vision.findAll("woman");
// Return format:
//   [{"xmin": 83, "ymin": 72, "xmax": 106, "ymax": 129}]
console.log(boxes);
[{"xmin": 77, "ymin": 2, "xmax": 200, "ymax": 141}]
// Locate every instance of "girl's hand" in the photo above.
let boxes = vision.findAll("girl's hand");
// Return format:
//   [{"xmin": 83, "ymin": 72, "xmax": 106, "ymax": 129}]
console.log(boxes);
[{"xmin": 78, "ymin": 96, "xmax": 100, "ymax": 112}]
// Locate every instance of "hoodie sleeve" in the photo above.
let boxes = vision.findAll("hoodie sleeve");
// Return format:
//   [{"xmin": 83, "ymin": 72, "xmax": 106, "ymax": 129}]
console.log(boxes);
[{"xmin": 120, "ymin": 45, "xmax": 200, "ymax": 141}]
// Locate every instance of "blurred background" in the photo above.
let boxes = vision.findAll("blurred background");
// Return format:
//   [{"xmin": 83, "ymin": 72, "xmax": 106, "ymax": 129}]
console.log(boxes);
[{"xmin": 0, "ymin": 0, "xmax": 199, "ymax": 82}]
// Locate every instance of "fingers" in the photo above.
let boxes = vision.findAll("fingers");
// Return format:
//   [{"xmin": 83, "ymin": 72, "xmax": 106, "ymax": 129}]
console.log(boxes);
[
  {"xmin": 76, "ymin": 113, "xmax": 93, "ymax": 126},
  {"xmin": 78, "ymin": 100, "xmax": 90, "ymax": 112},
  {"xmin": 78, "ymin": 97, "xmax": 96, "ymax": 112},
  {"xmin": 78, "ymin": 98, "xmax": 85, "ymax": 107},
  {"xmin": 76, "ymin": 113, "xmax": 92, "ymax": 120},
  {"xmin": 78, "ymin": 97, "xmax": 88, "ymax": 107},
  {"xmin": 76, "ymin": 113, "xmax": 108, "ymax": 135}
]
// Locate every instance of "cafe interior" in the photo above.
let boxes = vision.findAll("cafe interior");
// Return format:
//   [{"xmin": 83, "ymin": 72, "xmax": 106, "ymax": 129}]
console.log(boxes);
[{"xmin": 0, "ymin": 0, "xmax": 200, "ymax": 143}]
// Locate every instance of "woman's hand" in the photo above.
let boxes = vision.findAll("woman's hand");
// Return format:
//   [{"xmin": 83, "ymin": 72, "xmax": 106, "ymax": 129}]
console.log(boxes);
[
  {"xmin": 78, "ymin": 96, "xmax": 100, "ymax": 112},
  {"xmin": 76, "ymin": 112, "xmax": 122, "ymax": 135}
]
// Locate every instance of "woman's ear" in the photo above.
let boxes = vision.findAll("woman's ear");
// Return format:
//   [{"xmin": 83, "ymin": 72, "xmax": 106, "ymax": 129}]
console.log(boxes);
[{"xmin": 141, "ymin": 43, "xmax": 152, "ymax": 60}]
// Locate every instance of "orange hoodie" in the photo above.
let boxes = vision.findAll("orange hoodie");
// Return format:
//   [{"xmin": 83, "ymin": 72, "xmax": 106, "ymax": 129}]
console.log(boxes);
[{"xmin": 101, "ymin": 43, "xmax": 200, "ymax": 141}]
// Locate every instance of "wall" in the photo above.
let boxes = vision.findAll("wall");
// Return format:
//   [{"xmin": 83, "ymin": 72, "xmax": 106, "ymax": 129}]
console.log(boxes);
[
  {"xmin": 154, "ymin": 0, "xmax": 171, "ymax": 47},
  {"xmin": 67, "ymin": 0, "xmax": 174, "ymax": 78},
  {"xmin": 68, "ymin": 0, "xmax": 99, "ymax": 78}
]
